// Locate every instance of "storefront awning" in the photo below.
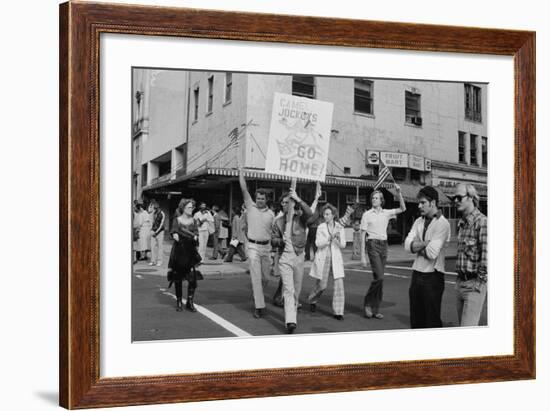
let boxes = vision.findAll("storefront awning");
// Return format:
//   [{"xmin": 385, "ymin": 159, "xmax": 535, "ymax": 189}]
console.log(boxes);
[{"xmin": 144, "ymin": 166, "xmax": 381, "ymax": 191}]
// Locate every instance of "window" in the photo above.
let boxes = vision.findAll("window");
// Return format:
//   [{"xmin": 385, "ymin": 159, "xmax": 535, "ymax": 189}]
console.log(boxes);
[
  {"xmin": 470, "ymin": 134, "xmax": 478, "ymax": 165},
  {"xmin": 405, "ymin": 91, "xmax": 421, "ymax": 125},
  {"xmin": 481, "ymin": 136, "xmax": 488, "ymax": 167},
  {"xmin": 354, "ymin": 79, "xmax": 373, "ymax": 115},
  {"xmin": 458, "ymin": 131, "xmax": 466, "ymax": 163},
  {"xmin": 157, "ymin": 159, "xmax": 171, "ymax": 177},
  {"xmin": 207, "ymin": 76, "xmax": 214, "ymax": 113},
  {"xmin": 343, "ymin": 167, "xmax": 351, "ymax": 175},
  {"xmin": 193, "ymin": 87, "xmax": 199, "ymax": 121},
  {"xmin": 464, "ymin": 84, "xmax": 482, "ymax": 122},
  {"xmin": 392, "ymin": 167, "xmax": 406, "ymax": 181},
  {"xmin": 141, "ymin": 163, "xmax": 148, "ymax": 187},
  {"xmin": 224, "ymin": 72, "xmax": 232, "ymax": 103},
  {"xmin": 411, "ymin": 169, "xmax": 421, "ymax": 182},
  {"xmin": 292, "ymin": 75, "xmax": 315, "ymax": 99}
]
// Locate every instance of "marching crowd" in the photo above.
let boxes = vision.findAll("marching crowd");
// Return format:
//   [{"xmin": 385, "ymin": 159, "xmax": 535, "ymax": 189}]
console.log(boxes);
[{"xmin": 133, "ymin": 168, "xmax": 488, "ymax": 334}]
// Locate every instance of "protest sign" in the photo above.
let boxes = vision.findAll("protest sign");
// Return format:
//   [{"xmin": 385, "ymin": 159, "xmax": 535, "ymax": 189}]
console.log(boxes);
[{"xmin": 265, "ymin": 92, "xmax": 333, "ymax": 181}]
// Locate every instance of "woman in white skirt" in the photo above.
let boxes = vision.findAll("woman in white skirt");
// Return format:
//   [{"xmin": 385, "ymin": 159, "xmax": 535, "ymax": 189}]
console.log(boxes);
[{"xmin": 307, "ymin": 203, "xmax": 347, "ymax": 320}]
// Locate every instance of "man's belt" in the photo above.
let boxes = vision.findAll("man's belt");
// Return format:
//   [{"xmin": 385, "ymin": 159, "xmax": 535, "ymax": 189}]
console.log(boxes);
[
  {"xmin": 248, "ymin": 238, "xmax": 270, "ymax": 245},
  {"xmin": 457, "ymin": 271, "xmax": 479, "ymax": 281}
]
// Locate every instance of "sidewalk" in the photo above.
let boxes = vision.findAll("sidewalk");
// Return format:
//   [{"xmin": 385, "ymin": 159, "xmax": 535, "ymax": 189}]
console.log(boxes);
[{"xmin": 134, "ymin": 240, "xmax": 458, "ymax": 279}]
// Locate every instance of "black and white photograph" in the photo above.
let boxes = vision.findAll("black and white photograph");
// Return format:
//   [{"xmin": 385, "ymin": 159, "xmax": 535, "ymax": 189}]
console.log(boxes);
[{"xmin": 131, "ymin": 69, "xmax": 488, "ymax": 341}]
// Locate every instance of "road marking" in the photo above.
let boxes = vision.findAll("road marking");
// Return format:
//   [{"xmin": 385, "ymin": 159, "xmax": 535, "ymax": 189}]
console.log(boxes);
[
  {"xmin": 385, "ymin": 265, "xmax": 458, "ymax": 276},
  {"xmin": 347, "ymin": 269, "xmax": 456, "ymax": 284},
  {"xmin": 159, "ymin": 288, "xmax": 252, "ymax": 338}
]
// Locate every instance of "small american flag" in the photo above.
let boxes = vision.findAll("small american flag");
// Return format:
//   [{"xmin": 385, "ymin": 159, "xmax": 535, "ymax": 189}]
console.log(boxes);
[{"xmin": 374, "ymin": 159, "xmax": 393, "ymax": 190}]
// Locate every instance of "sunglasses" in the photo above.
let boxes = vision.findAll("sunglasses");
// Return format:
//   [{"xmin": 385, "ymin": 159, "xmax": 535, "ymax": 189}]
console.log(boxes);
[{"xmin": 452, "ymin": 194, "xmax": 469, "ymax": 202}]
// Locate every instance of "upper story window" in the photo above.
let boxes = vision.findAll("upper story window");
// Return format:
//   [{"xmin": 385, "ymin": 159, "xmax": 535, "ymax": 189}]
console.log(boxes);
[
  {"xmin": 207, "ymin": 75, "xmax": 214, "ymax": 114},
  {"xmin": 224, "ymin": 72, "xmax": 232, "ymax": 104},
  {"xmin": 481, "ymin": 136, "xmax": 488, "ymax": 167},
  {"xmin": 458, "ymin": 131, "xmax": 466, "ymax": 164},
  {"xmin": 354, "ymin": 79, "xmax": 373, "ymax": 115},
  {"xmin": 193, "ymin": 86, "xmax": 199, "ymax": 122},
  {"xmin": 292, "ymin": 75, "xmax": 315, "ymax": 99},
  {"xmin": 405, "ymin": 91, "xmax": 422, "ymax": 126},
  {"xmin": 464, "ymin": 83, "xmax": 482, "ymax": 122},
  {"xmin": 470, "ymin": 134, "xmax": 478, "ymax": 165}
]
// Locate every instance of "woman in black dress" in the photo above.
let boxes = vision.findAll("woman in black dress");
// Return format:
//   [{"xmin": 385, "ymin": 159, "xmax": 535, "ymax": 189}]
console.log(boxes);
[{"xmin": 168, "ymin": 198, "xmax": 202, "ymax": 312}]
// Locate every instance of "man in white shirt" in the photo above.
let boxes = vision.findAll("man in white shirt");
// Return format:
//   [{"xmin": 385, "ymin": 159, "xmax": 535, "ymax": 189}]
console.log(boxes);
[
  {"xmin": 360, "ymin": 186, "xmax": 406, "ymax": 319},
  {"xmin": 194, "ymin": 202, "xmax": 214, "ymax": 261},
  {"xmin": 238, "ymin": 166, "xmax": 275, "ymax": 319},
  {"xmin": 404, "ymin": 186, "xmax": 451, "ymax": 329}
]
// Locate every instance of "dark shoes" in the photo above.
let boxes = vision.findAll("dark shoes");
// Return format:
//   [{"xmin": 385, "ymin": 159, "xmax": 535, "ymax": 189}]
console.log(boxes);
[
  {"xmin": 310, "ymin": 303, "xmax": 317, "ymax": 312},
  {"xmin": 333, "ymin": 314, "xmax": 344, "ymax": 321},
  {"xmin": 286, "ymin": 323, "xmax": 297, "ymax": 334},
  {"xmin": 253, "ymin": 308, "xmax": 264, "ymax": 318},
  {"xmin": 186, "ymin": 297, "xmax": 197, "ymax": 312}
]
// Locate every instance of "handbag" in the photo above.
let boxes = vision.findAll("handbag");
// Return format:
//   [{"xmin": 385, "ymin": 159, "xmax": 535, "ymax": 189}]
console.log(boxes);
[
  {"xmin": 207, "ymin": 220, "xmax": 215, "ymax": 235},
  {"xmin": 193, "ymin": 267, "xmax": 204, "ymax": 281},
  {"xmin": 230, "ymin": 238, "xmax": 239, "ymax": 248}
]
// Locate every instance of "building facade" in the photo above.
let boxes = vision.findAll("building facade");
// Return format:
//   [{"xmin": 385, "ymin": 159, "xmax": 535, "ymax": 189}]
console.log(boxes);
[{"xmin": 133, "ymin": 69, "xmax": 487, "ymax": 240}]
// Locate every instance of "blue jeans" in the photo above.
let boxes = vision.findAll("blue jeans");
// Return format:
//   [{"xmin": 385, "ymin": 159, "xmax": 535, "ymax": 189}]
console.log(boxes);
[
  {"xmin": 365, "ymin": 240, "xmax": 387, "ymax": 312},
  {"xmin": 456, "ymin": 278, "xmax": 487, "ymax": 326}
]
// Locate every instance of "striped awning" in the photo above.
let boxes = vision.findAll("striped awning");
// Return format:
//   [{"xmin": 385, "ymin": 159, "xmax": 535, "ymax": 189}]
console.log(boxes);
[
  {"xmin": 205, "ymin": 167, "xmax": 378, "ymax": 188},
  {"xmin": 143, "ymin": 166, "xmax": 387, "ymax": 192}
]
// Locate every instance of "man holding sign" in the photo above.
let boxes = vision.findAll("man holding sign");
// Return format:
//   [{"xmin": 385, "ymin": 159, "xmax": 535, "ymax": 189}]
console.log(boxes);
[
  {"xmin": 239, "ymin": 166, "xmax": 275, "ymax": 319},
  {"xmin": 271, "ymin": 183, "xmax": 313, "ymax": 333}
]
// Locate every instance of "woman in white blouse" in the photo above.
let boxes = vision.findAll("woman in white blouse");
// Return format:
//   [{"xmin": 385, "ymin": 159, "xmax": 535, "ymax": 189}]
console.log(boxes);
[{"xmin": 307, "ymin": 203, "xmax": 347, "ymax": 320}]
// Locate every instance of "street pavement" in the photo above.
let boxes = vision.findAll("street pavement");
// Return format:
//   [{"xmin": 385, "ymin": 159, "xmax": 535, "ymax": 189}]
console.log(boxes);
[{"xmin": 132, "ymin": 240, "xmax": 487, "ymax": 341}]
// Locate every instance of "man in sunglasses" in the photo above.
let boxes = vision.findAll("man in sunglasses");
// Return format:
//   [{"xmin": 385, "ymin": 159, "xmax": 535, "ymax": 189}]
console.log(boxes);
[{"xmin": 453, "ymin": 184, "xmax": 488, "ymax": 326}]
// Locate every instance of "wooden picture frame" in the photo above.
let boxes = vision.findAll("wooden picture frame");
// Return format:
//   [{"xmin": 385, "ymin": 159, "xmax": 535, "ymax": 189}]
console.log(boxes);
[{"xmin": 59, "ymin": 1, "xmax": 535, "ymax": 408}]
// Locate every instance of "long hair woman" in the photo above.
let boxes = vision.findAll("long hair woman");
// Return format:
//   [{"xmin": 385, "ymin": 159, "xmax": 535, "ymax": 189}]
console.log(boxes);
[
  {"xmin": 307, "ymin": 203, "xmax": 347, "ymax": 320},
  {"xmin": 168, "ymin": 198, "xmax": 202, "ymax": 312}
]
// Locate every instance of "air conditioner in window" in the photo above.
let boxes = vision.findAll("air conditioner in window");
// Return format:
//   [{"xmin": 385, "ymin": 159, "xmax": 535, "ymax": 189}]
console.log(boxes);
[{"xmin": 412, "ymin": 116, "xmax": 423, "ymax": 126}]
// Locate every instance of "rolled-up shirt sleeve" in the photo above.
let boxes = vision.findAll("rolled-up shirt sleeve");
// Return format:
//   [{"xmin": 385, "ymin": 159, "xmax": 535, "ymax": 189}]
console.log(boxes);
[
  {"xmin": 477, "ymin": 217, "xmax": 488, "ymax": 282},
  {"xmin": 423, "ymin": 221, "xmax": 450, "ymax": 261},
  {"xmin": 404, "ymin": 219, "xmax": 419, "ymax": 253}
]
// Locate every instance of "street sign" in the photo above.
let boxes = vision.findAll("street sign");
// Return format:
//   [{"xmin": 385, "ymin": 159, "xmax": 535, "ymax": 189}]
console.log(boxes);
[{"xmin": 265, "ymin": 92, "xmax": 334, "ymax": 181}]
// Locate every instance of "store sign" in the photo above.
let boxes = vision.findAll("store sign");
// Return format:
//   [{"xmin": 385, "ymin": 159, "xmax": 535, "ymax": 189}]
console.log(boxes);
[
  {"xmin": 380, "ymin": 151, "xmax": 408, "ymax": 168},
  {"xmin": 409, "ymin": 154, "xmax": 425, "ymax": 171},
  {"xmin": 265, "ymin": 92, "xmax": 334, "ymax": 181},
  {"xmin": 425, "ymin": 158, "xmax": 432, "ymax": 171},
  {"xmin": 433, "ymin": 178, "xmax": 487, "ymax": 195},
  {"xmin": 366, "ymin": 150, "xmax": 380, "ymax": 165}
]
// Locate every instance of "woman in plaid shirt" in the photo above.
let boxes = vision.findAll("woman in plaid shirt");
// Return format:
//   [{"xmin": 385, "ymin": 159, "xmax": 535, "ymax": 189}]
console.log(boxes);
[{"xmin": 453, "ymin": 184, "xmax": 488, "ymax": 326}]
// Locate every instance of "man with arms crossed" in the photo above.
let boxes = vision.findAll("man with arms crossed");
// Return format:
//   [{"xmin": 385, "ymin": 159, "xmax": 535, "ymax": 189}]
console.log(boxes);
[
  {"xmin": 453, "ymin": 184, "xmax": 488, "ymax": 326},
  {"xmin": 404, "ymin": 186, "xmax": 450, "ymax": 329},
  {"xmin": 239, "ymin": 166, "xmax": 275, "ymax": 319}
]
